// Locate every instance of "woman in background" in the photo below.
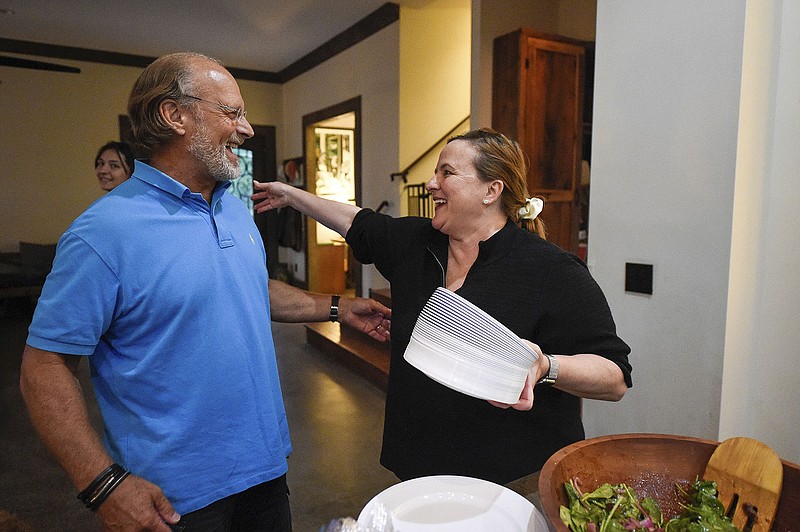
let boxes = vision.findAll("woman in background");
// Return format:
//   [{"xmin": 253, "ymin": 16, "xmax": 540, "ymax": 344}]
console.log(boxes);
[
  {"xmin": 252, "ymin": 128, "xmax": 632, "ymax": 485},
  {"xmin": 94, "ymin": 141, "xmax": 134, "ymax": 192}
]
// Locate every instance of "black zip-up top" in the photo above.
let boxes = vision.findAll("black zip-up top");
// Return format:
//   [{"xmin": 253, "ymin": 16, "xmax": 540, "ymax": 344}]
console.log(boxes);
[{"xmin": 346, "ymin": 208, "xmax": 632, "ymax": 484}]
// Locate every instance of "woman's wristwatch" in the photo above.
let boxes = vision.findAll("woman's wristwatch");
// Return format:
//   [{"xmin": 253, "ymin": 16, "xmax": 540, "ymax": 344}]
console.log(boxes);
[{"xmin": 537, "ymin": 354, "xmax": 559, "ymax": 385}]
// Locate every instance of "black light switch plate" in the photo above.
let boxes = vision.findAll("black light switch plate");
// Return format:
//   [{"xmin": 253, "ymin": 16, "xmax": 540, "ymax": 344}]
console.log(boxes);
[{"xmin": 625, "ymin": 263, "xmax": 653, "ymax": 294}]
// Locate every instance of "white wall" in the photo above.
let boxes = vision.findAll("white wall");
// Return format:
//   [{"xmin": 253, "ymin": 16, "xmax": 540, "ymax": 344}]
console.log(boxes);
[
  {"xmin": 720, "ymin": 0, "xmax": 800, "ymax": 462},
  {"xmin": 586, "ymin": 1, "xmax": 746, "ymax": 438},
  {"xmin": 281, "ymin": 24, "xmax": 400, "ymax": 292}
]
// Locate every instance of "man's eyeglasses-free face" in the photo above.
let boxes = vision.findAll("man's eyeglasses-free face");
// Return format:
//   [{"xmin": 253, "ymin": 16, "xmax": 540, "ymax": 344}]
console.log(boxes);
[{"xmin": 182, "ymin": 95, "xmax": 247, "ymax": 123}]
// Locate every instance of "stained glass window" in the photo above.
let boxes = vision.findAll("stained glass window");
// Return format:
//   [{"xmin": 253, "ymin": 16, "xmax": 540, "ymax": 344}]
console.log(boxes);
[{"xmin": 228, "ymin": 147, "xmax": 254, "ymax": 216}]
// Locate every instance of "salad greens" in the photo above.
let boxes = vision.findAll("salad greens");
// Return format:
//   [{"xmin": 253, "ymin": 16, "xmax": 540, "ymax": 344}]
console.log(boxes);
[{"xmin": 559, "ymin": 477, "xmax": 739, "ymax": 532}]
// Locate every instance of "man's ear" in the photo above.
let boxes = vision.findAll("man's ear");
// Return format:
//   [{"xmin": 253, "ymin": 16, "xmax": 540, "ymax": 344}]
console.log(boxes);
[{"xmin": 160, "ymin": 99, "xmax": 188, "ymax": 136}]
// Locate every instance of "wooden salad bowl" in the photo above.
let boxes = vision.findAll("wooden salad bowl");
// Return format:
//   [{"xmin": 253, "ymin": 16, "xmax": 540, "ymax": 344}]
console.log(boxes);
[{"xmin": 538, "ymin": 433, "xmax": 800, "ymax": 532}]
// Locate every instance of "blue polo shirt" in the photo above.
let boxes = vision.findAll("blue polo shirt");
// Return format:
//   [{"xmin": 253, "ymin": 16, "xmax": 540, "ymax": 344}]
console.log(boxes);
[{"xmin": 27, "ymin": 161, "xmax": 291, "ymax": 513}]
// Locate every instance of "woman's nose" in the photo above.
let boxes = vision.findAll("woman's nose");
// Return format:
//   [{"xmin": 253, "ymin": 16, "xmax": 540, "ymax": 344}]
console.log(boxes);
[{"xmin": 425, "ymin": 174, "xmax": 439, "ymax": 191}]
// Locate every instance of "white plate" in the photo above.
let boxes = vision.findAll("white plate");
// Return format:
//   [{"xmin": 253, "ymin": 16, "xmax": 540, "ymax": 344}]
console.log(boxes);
[{"xmin": 357, "ymin": 475, "xmax": 549, "ymax": 531}]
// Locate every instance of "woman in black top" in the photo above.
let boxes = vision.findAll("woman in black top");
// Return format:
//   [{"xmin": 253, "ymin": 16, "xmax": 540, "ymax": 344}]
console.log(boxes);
[{"xmin": 253, "ymin": 128, "xmax": 631, "ymax": 484}]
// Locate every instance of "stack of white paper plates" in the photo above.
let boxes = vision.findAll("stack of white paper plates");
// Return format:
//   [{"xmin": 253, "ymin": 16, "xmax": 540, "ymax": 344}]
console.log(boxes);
[{"xmin": 403, "ymin": 288, "xmax": 538, "ymax": 404}]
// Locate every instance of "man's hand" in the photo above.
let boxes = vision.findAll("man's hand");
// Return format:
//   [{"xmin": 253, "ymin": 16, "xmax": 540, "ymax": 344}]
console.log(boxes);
[
  {"xmin": 338, "ymin": 296, "xmax": 392, "ymax": 342},
  {"xmin": 96, "ymin": 475, "xmax": 180, "ymax": 531}
]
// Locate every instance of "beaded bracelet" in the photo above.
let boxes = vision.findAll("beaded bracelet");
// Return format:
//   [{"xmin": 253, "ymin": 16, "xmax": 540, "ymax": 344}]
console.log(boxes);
[{"xmin": 77, "ymin": 463, "xmax": 130, "ymax": 511}]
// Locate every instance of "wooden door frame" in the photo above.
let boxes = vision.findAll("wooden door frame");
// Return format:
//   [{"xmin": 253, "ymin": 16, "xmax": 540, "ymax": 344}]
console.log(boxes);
[{"xmin": 301, "ymin": 96, "xmax": 362, "ymax": 296}]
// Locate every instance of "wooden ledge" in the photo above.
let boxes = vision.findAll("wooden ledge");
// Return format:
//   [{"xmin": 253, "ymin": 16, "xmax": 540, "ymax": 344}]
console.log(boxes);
[{"xmin": 305, "ymin": 321, "xmax": 390, "ymax": 391}]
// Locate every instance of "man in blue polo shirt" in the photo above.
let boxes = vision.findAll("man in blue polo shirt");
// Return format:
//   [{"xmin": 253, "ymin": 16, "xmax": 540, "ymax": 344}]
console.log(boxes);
[{"xmin": 19, "ymin": 52, "xmax": 391, "ymax": 532}]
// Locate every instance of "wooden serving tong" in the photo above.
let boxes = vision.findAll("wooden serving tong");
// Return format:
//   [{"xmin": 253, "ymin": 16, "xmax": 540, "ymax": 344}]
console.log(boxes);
[{"xmin": 704, "ymin": 437, "xmax": 783, "ymax": 531}]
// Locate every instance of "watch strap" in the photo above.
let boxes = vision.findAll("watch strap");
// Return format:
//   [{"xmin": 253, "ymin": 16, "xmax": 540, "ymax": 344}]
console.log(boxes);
[
  {"xmin": 329, "ymin": 295, "xmax": 340, "ymax": 322},
  {"xmin": 537, "ymin": 353, "xmax": 558, "ymax": 385}
]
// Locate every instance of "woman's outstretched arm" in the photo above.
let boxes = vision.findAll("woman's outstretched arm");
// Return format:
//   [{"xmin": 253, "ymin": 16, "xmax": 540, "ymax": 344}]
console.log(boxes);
[{"xmin": 252, "ymin": 180, "xmax": 360, "ymax": 237}]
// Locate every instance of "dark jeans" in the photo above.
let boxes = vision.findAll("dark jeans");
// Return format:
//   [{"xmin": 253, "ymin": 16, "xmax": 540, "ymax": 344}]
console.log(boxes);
[{"xmin": 173, "ymin": 475, "xmax": 292, "ymax": 532}]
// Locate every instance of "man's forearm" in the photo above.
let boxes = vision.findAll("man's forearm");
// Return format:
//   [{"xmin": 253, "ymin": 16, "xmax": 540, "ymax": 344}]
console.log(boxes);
[
  {"xmin": 19, "ymin": 346, "xmax": 114, "ymax": 491},
  {"xmin": 268, "ymin": 279, "xmax": 330, "ymax": 323}
]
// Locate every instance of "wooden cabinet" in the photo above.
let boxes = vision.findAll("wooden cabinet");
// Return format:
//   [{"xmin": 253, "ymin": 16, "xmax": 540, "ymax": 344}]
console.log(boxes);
[{"xmin": 492, "ymin": 28, "xmax": 592, "ymax": 255}]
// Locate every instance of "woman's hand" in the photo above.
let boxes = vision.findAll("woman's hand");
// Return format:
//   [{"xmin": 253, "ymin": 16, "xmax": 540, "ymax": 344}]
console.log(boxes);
[
  {"xmin": 487, "ymin": 339, "xmax": 544, "ymax": 411},
  {"xmin": 488, "ymin": 368, "xmax": 535, "ymax": 411},
  {"xmin": 252, "ymin": 180, "xmax": 293, "ymax": 213}
]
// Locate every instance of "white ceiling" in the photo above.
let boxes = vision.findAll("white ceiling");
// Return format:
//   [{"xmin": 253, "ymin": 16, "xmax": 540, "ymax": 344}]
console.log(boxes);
[{"xmin": 0, "ymin": 0, "xmax": 396, "ymax": 73}]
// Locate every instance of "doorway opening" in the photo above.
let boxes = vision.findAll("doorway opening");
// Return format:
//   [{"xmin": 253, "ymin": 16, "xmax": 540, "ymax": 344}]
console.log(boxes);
[
  {"xmin": 239, "ymin": 126, "xmax": 278, "ymax": 277},
  {"xmin": 302, "ymin": 97, "xmax": 362, "ymax": 297}
]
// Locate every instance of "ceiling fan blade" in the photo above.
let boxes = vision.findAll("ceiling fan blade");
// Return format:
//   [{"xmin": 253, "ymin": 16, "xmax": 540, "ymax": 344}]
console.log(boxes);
[{"xmin": 0, "ymin": 55, "xmax": 81, "ymax": 73}]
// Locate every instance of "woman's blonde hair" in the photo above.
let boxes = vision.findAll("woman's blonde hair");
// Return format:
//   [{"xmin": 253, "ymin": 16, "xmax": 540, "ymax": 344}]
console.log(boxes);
[{"xmin": 448, "ymin": 128, "xmax": 546, "ymax": 238}]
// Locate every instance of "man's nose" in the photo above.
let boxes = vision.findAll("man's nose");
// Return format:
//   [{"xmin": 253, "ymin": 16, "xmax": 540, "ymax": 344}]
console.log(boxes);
[{"xmin": 238, "ymin": 118, "xmax": 254, "ymax": 139}]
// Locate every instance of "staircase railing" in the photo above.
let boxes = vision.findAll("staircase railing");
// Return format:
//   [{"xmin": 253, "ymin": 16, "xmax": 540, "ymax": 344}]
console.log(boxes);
[
  {"xmin": 390, "ymin": 116, "xmax": 470, "ymax": 183},
  {"xmin": 405, "ymin": 183, "xmax": 433, "ymax": 218}
]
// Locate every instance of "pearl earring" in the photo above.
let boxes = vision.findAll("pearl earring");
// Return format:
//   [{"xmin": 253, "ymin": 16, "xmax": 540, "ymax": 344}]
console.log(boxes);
[{"xmin": 483, "ymin": 199, "xmax": 489, "ymax": 205}]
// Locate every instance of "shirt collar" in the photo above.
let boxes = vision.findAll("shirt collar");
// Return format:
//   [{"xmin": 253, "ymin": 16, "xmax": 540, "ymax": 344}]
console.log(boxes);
[
  {"xmin": 132, "ymin": 159, "xmax": 232, "ymax": 200},
  {"xmin": 477, "ymin": 219, "xmax": 517, "ymax": 257},
  {"xmin": 426, "ymin": 218, "xmax": 517, "ymax": 265}
]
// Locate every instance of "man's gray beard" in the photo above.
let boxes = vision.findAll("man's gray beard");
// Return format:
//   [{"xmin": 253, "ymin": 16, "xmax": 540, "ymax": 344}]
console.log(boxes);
[{"xmin": 188, "ymin": 120, "xmax": 241, "ymax": 182}]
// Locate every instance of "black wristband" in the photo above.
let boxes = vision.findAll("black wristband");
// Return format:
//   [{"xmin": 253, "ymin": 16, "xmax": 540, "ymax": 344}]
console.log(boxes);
[
  {"xmin": 77, "ymin": 464, "xmax": 116, "ymax": 505},
  {"xmin": 329, "ymin": 295, "xmax": 340, "ymax": 322},
  {"xmin": 90, "ymin": 469, "xmax": 130, "ymax": 510},
  {"xmin": 77, "ymin": 463, "xmax": 130, "ymax": 511}
]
